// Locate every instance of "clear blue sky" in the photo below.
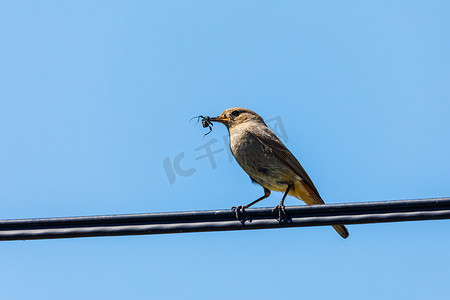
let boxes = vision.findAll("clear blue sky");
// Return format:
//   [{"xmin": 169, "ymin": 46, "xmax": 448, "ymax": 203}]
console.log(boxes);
[{"xmin": 1, "ymin": 1, "xmax": 449, "ymax": 299}]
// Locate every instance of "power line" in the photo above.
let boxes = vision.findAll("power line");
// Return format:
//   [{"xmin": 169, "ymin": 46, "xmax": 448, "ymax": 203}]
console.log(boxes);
[{"xmin": 0, "ymin": 197, "xmax": 449, "ymax": 241}]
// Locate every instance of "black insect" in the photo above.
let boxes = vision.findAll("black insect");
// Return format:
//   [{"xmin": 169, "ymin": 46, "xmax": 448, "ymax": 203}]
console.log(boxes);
[{"xmin": 190, "ymin": 115, "xmax": 214, "ymax": 138}]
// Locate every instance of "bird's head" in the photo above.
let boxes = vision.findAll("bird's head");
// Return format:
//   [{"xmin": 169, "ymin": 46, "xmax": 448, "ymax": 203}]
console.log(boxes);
[{"xmin": 211, "ymin": 107, "xmax": 265, "ymax": 129}]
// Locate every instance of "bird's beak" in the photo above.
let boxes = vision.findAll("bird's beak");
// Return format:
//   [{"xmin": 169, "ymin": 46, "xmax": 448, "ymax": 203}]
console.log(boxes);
[{"xmin": 210, "ymin": 116, "xmax": 230, "ymax": 123}]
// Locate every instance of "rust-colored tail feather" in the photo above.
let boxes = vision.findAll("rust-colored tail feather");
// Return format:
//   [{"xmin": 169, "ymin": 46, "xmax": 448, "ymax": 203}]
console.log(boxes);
[
  {"xmin": 331, "ymin": 224, "xmax": 349, "ymax": 239},
  {"xmin": 292, "ymin": 181, "xmax": 349, "ymax": 239}
]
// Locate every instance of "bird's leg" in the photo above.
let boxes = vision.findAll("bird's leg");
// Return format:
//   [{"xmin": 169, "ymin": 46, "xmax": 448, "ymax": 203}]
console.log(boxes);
[
  {"xmin": 272, "ymin": 184, "xmax": 293, "ymax": 223},
  {"xmin": 232, "ymin": 187, "xmax": 271, "ymax": 219}
]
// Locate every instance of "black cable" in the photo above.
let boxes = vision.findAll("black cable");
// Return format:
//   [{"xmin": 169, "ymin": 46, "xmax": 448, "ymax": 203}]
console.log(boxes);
[{"xmin": 0, "ymin": 197, "xmax": 448, "ymax": 241}]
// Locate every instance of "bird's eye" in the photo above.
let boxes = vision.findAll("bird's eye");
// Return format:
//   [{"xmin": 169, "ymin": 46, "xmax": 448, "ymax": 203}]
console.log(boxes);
[{"xmin": 231, "ymin": 110, "xmax": 240, "ymax": 117}]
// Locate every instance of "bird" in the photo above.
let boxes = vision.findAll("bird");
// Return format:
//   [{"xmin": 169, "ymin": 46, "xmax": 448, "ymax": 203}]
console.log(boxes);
[{"xmin": 210, "ymin": 107, "xmax": 349, "ymax": 239}]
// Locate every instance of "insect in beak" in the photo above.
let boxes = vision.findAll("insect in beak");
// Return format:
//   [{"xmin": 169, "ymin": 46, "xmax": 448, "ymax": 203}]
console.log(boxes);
[{"xmin": 190, "ymin": 115, "xmax": 214, "ymax": 138}]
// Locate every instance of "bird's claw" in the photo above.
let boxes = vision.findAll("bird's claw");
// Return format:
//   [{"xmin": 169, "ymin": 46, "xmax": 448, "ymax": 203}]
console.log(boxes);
[
  {"xmin": 272, "ymin": 204, "xmax": 287, "ymax": 223},
  {"xmin": 231, "ymin": 205, "xmax": 246, "ymax": 220}
]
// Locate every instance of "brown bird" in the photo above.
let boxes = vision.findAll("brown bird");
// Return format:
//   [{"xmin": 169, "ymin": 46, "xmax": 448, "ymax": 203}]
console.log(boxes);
[{"xmin": 210, "ymin": 107, "xmax": 349, "ymax": 239}]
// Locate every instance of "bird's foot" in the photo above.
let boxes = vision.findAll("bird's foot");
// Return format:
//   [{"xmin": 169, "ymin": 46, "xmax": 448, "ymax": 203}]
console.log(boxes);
[
  {"xmin": 272, "ymin": 204, "xmax": 287, "ymax": 223},
  {"xmin": 231, "ymin": 205, "xmax": 246, "ymax": 220}
]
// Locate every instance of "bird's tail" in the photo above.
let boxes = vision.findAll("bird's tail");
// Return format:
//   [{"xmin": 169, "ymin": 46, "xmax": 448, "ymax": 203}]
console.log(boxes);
[{"xmin": 291, "ymin": 181, "xmax": 349, "ymax": 239}]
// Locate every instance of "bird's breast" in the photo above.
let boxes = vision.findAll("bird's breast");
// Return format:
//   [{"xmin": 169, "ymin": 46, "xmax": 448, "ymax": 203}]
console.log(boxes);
[{"xmin": 228, "ymin": 125, "xmax": 294, "ymax": 191}]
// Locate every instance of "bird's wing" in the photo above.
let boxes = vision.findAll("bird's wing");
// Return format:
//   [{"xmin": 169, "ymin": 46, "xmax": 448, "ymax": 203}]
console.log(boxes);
[{"xmin": 251, "ymin": 125, "xmax": 322, "ymax": 198}]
